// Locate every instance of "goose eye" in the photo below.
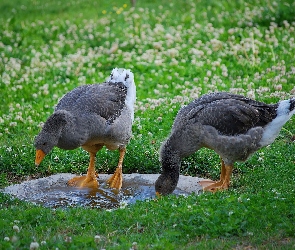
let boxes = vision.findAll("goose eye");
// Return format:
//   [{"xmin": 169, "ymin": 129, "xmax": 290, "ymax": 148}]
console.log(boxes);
[{"xmin": 43, "ymin": 142, "xmax": 47, "ymax": 146}]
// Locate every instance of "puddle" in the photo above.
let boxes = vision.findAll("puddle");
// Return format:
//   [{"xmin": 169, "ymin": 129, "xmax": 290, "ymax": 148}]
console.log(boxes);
[
  {"xmin": 24, "ymin": 183, "xmax": 188, "ymax": 209},
  {"xmin": 2, "ymin": 173, "xmax": 203, "ymax": 209}
]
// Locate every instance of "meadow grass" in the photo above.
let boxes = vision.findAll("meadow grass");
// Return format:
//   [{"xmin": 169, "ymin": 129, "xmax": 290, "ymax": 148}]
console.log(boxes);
[{"xmin": 1, "ymin": 0, "xmax": 295, "ymax": 249}]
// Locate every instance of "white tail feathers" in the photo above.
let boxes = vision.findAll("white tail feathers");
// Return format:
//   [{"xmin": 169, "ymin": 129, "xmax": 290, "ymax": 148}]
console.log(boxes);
[
  {"xmin": 107, "ymin": 68, "xmax": 134, "ymax": 88},
  {"xmin": 259, "ymin": 99, "xmax": 295, "ymax": 147},
  {"xmin": 107, "ymin": 68, "xmax": 136, "ymax": 122}
]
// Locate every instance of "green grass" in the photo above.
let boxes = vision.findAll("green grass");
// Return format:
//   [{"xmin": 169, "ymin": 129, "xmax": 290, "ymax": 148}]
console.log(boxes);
[{"xmin": 1, "ymin": 0, "xmax": 295, "ymax": 248}]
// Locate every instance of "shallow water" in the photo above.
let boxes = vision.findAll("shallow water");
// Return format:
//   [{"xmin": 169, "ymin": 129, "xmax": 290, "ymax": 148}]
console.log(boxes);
[
  {"xmin": 11, "ymin": 180, "xmax": 188, "ymax": 209},
  {"xmin": 3, "ymin": 173, "xmax": 201, "ymax": 209}
]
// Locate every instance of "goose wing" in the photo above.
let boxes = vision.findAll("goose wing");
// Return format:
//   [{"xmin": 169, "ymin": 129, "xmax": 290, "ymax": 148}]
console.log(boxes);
[
  {"xmin": 178, "ymin": 93, "xmax": 278, "ymax": 136},
  {"xmin": 55, "ymin": 82, "xmax": 128, "ymax": 123}
]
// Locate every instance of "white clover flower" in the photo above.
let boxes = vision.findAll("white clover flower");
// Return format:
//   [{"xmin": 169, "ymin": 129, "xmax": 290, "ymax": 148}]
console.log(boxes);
[
  {"xmin": 30, "ymin": 242, "xmax": 40, "ymax": 250},
  {"xmin": 9, "ymin": 122, "xmax": 17, "ymax": 127},
  {"xmin": 222, "ymin": 71, "xmax": 228, "ymax": 77},
  {"xmin": 4, "ymin": 237, "xmax": 9, "ymax": 241},
  {"xmin": 94, "ymin": 235, "xmax": 101, "ymax": 243},
  {"xmin": 247, "ymin": 90, "xmax": 255, "ymax": 99},
  {"xmin": 13, "ymin": 225, "xmax": 20, "ymax": 233},
  {"xmin": 274, "ymin": 84, "xmax": 282, "ymax": 91},
  {"xmin": 228, "ymin": 28, "xmax": 235, "ymax": 35},
  {"xmin": 2, "ymin": 72, "xmax": 11, "ymax": 85},
  {"xmin": 119, "ymin": 201, "xmax": 128, "ymax": 209},
  {"xmin": 131, "ymin": 242, "xmax": 138, "ymax": 250}
]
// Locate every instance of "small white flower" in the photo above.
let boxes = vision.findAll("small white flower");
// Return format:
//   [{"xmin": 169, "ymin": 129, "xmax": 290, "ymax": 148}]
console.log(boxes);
[
  {"xmin": 30, "ymin": 242, "xmax": 39, "ymax": 250},
  {"xmin": 4, "ymin": 237, "xmax": 10, "ymax": 241},
  {"xmin": 13, "ymin": 225, "xmax": 20, "ymax": 233},
  {"xmin": 131, "ymin": 242, "xmax": 138, "ymax": 250},
  {"xmin": 119, "ymin": 201, "xmax": 128, "ymax": 209},
  {"xmin": 9, "ymin": 122, "xmax": 17, "ymax": 127},
  {"xmin": 94, "ymin": 235, "xmax": 101, "ymax": 243}
]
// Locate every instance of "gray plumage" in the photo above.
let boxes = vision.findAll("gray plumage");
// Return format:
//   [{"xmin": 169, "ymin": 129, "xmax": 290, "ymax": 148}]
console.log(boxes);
[
  {"xmin": 155, "ymin": 92, "xmax": 295, "ymax": 195},
  {"xmin": 34, "ymin": 68, "xmax": 136, "ymax": 189},
  {"xmin": 35, "ymin": 82, "xmax": 132, "ymax": 153}
]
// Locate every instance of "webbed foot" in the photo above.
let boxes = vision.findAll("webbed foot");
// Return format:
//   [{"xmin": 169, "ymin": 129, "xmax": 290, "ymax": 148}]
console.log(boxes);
[{"xmin": 106, "ymin": 166, "xmax": 123, "ymax": 189}]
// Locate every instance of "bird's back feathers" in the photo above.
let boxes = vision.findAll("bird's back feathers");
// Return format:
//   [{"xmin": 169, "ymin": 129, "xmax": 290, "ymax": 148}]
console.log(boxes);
[
  {"xmin": 56, "ymin": 68, "xmax": 136, "ymax": 124},
  {"xmin": 56, "ymin": 82, "xmax": 128, "ymax": 124},
  {"xmin": 175, "ymin": 92, "xmax": 278, "ymax": 136}
]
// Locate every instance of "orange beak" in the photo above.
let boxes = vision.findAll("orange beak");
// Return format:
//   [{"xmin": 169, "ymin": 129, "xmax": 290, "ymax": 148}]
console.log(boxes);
[{"xmin": 35, "ymin": 149, "xmax": 46, "ymax": 166}]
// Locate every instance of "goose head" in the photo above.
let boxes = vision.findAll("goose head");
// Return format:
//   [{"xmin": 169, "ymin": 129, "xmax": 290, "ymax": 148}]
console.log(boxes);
[
  {"xmin": 34, "ymin": 111, "xmax": 68, "ymax": 166},
  {"xmin": 155, "ymin": 142, "xmax": 181, "ymax": 195}
]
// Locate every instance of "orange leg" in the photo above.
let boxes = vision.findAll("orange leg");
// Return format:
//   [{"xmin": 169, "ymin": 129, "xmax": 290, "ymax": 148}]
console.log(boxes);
[
  {"xmin": 107, "ymin": 147, "xmax": 126, "ymax": 189},
  {"xmin": 67, "ymin": 152, "xmax": 99, "ymax": 189},
  {"xmin": 203, "ymin": 159, "xmax": 233, "ymax": 192},
  {"xmin": 199, "ymin": 158, "xmax": 225, "ymax": 188}
]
